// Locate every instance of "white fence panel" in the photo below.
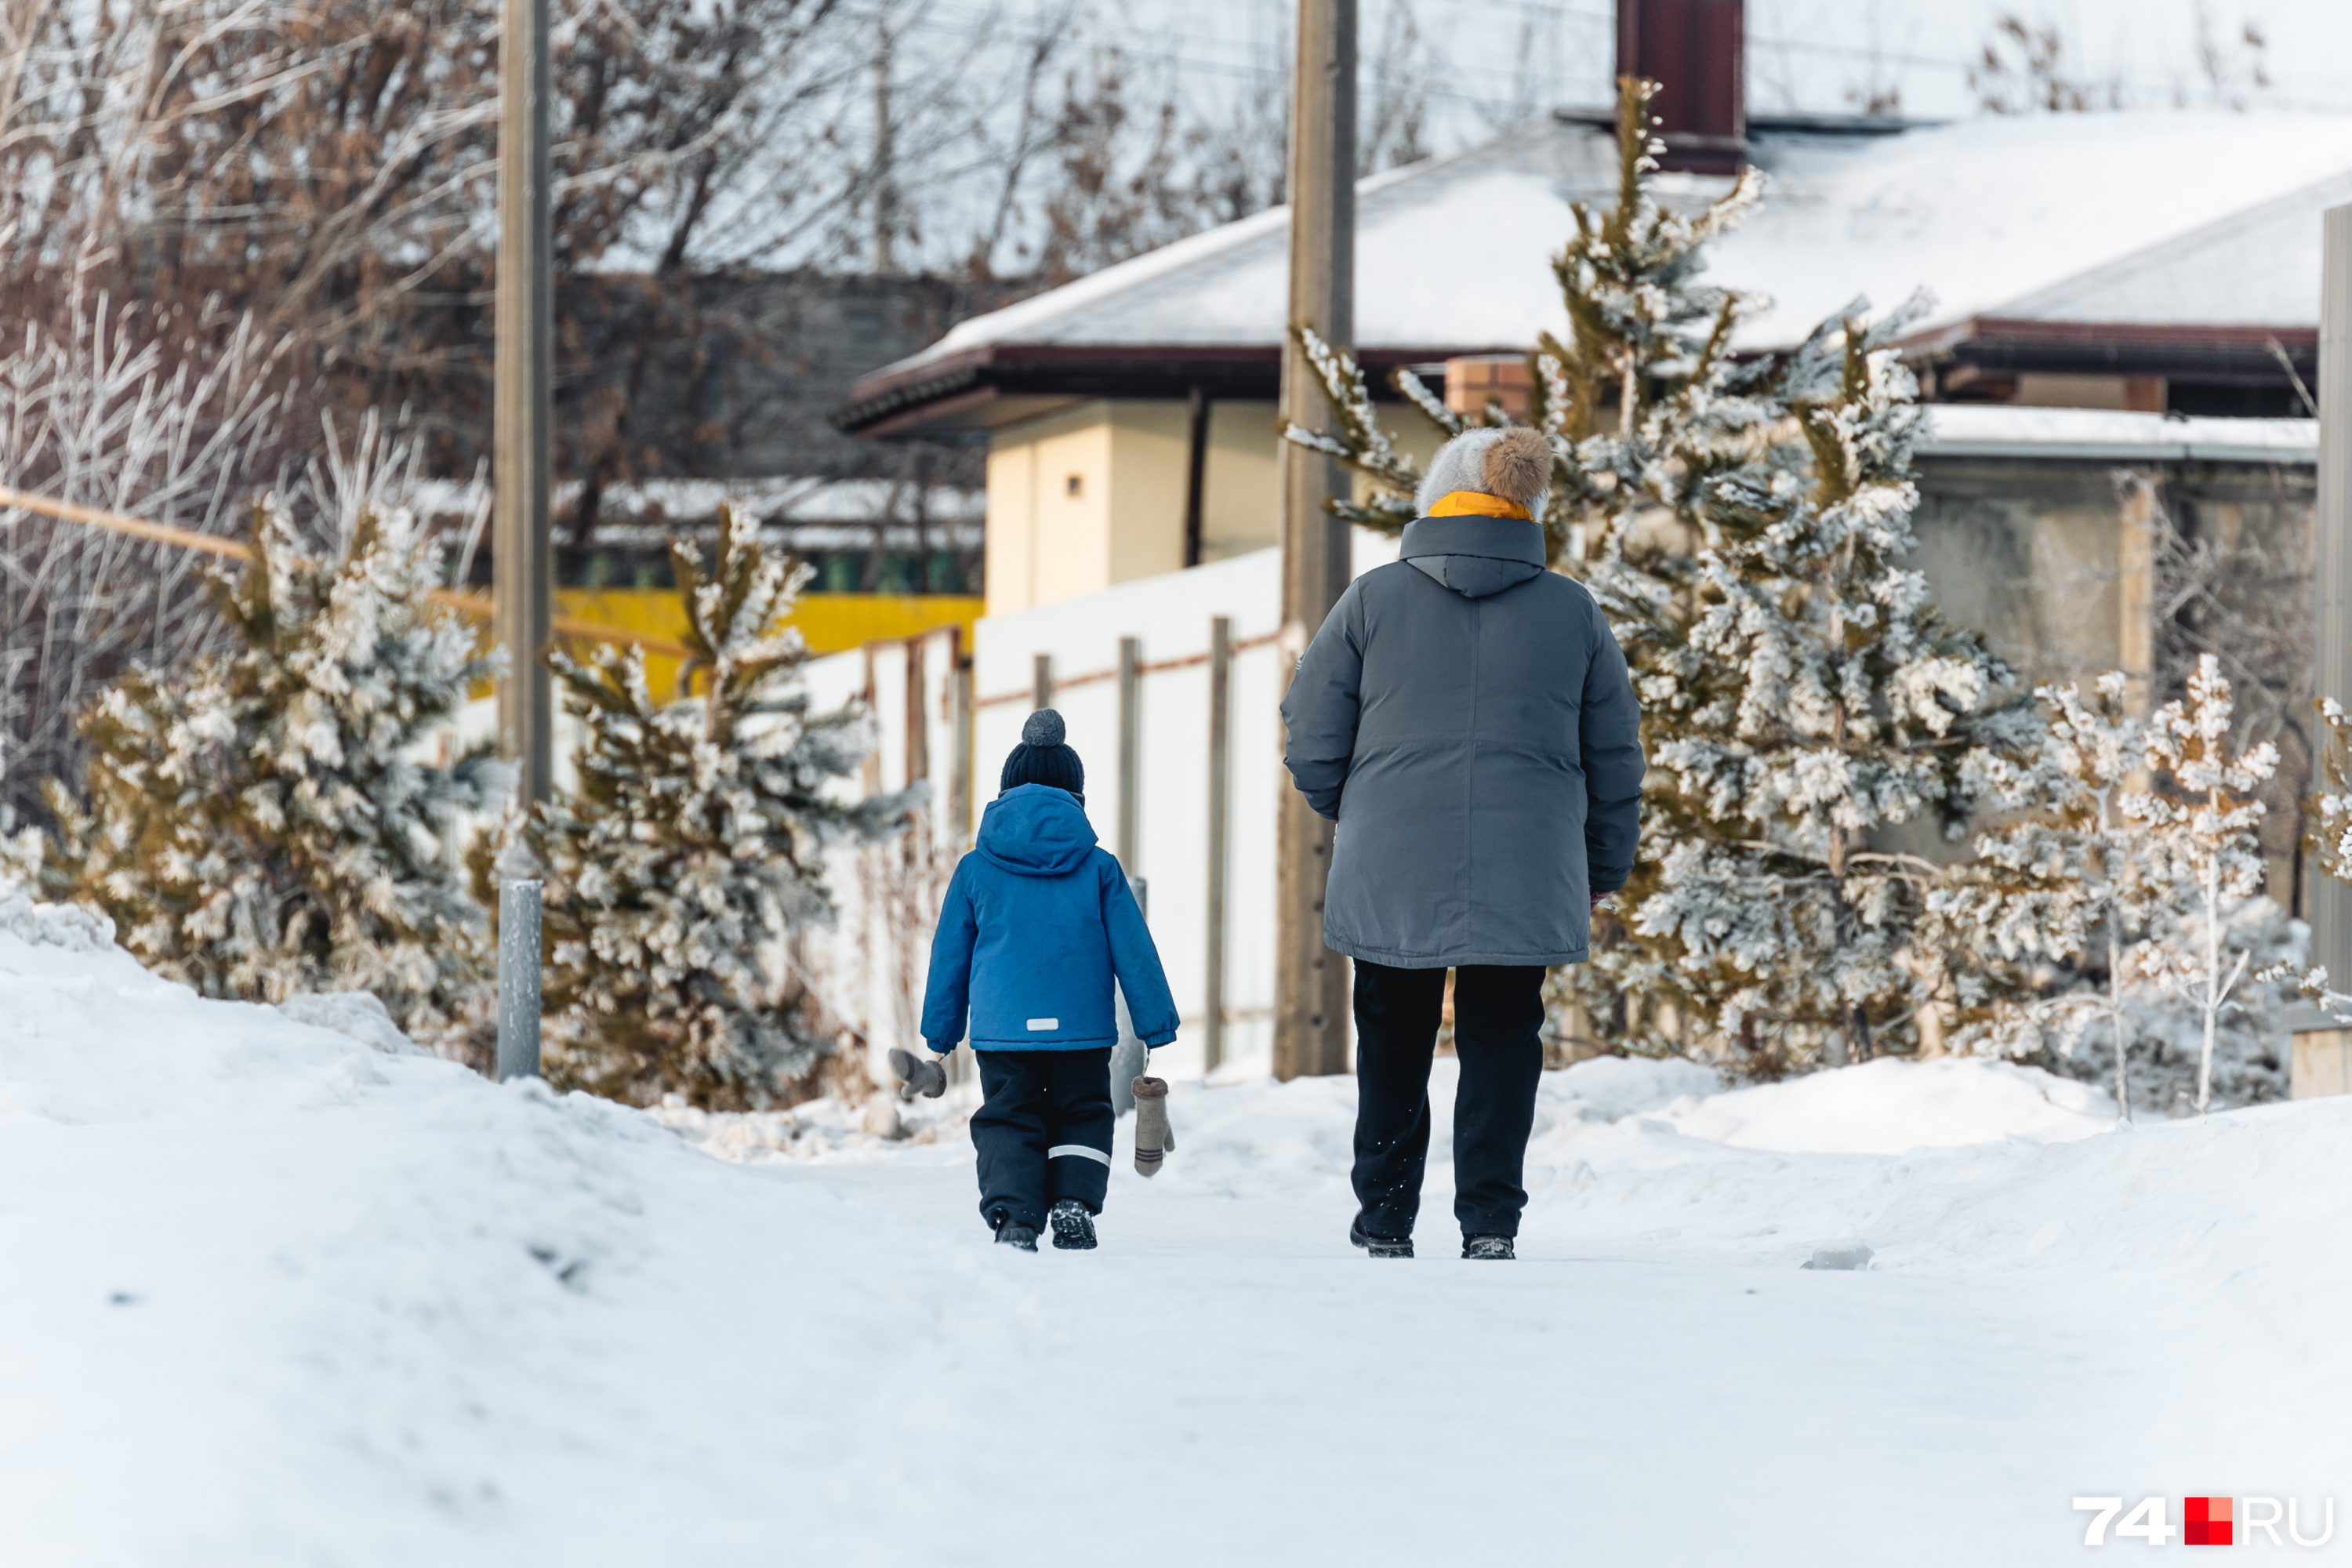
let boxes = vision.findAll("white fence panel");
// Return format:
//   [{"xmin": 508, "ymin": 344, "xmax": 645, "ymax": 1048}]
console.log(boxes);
[{"xmin": 799, "ymin": 529, "xmax": 1398, "ymax": 1086}]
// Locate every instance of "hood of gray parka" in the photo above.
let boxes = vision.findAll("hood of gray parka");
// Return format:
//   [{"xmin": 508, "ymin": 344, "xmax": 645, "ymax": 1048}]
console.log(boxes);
[{"xmin": 1399, "ymin": 515, "xmax": 1547, "ymax": 599}]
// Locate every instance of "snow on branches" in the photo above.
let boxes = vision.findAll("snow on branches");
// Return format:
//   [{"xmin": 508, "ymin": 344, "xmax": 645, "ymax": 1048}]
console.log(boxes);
[
  {"xmin": 2125, "ymin": 655, "xmax": 2290, "ymax": 1112},
  {"xmin": 517, "ymin": 503, "xmax": 910, "ymax": 1110},
  {"xmin": 45, "ymin": 496, "xmax": 502, "ymax": 1052},
  {"xmin": 1941, "ymin": 661, "xmax": 2295, "ymax": 1116},
  {"xmin": 1614, "ymin": 304, "xmax": 2038, "ymax": 1070},
  {"xmin": 1283, "ymin": 76, "xmax": 1769, "ymax": 570}
]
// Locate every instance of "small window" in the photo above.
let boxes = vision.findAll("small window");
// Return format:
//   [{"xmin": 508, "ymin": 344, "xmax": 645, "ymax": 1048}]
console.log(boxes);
[{"xmin": 1065, "ymin": 474, "xmax": 1084, "ymax": 498}]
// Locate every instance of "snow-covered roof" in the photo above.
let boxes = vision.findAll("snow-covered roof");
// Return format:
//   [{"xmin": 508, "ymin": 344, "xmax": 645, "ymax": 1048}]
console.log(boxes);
[
  {"xmin": 1917, "ymin": 405, "xmax": 2316, "ymax": 464},
  {"xmin": 870, "ymin": 110, "xmax": 2352, "ymax": 382}
]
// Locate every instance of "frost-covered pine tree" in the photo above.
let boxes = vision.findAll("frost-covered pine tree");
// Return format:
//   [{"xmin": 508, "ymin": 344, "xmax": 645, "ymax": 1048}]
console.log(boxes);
[
  {"xmin": 2126, "ymin": 655, "xmax": 2288, "ymax": 1114},
  {"xmin": 1934, "ymin": 674, "xmax": 2154, "ymax": 1120},
  {"xmin": 1624, "ymin": 304, "xmax": 2041, "ymax": 1069},
  {"xmin": 518, "ymin": 503, "xmax": 906, "ymax": 1110},
  {"xmin": 1286, "ymin": 77, "xmax": 1767, "ymax": 578},
  {"xmin": 1285, "ymin": 77, "xmax": 1776, "ymax": 1051},
  {"xmin": 46, "ymin": 498, "xmax": 501, "ymax": 1050}
]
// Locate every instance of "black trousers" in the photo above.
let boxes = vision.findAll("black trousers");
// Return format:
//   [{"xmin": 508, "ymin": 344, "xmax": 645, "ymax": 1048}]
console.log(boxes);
[
  {"xmin": 1352, "ymin": 961, "xmax": 1547, "ymax": 1240},
  {"xmin": 972, "ymin": 1047, "xmax": 1114, "ymax": 1232}
]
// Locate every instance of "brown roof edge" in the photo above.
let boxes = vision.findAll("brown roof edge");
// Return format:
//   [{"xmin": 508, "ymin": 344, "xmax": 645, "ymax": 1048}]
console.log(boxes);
[
  {"xmin": 1900, "ymin": 315, "xmax": 2318, "ymax": 356},
  {"xmin": 1894, "ymin": 316, "xmax": 2318, "ymax": 383},
  {"xmin": 833, "ymin": 341, "xmax": 1530, "ymax": 437}
]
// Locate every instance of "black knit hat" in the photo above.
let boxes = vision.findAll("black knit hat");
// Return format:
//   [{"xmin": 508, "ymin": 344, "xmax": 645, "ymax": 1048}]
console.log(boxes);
[{"xmin": 1001, "ymin": 709, "xmax": 1084, "ymax": 799}]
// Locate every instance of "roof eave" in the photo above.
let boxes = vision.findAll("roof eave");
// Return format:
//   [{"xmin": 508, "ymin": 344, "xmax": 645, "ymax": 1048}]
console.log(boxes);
[
  {"xmin": 835, "ymin": 342, "xmax": 1529, "ymax": 437},
  {"xmin": 1898, "ymin": 316, "xmax": 2317, "ymax": 381}
]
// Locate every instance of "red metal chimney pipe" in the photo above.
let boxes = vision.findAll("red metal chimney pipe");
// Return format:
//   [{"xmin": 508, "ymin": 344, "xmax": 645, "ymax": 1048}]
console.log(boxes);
[{"xmin": 1617, "ymin": 0, "xmax": 1746, "ymax": 175}]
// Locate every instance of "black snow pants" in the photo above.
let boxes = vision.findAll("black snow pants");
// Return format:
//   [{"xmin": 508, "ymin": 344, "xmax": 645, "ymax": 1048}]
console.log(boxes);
[
  {"xmin": 972, "ymin": 1047, "xmax": 1114, "ymax": 1232},
  {"xmin": 1352, "ymin": 961, "xmax": 1546, "ymax": 1240}
]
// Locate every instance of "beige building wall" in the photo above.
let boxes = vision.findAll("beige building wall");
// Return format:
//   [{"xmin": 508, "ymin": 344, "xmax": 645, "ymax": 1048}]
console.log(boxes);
[
  {"xmin": 986, "ymin": 394, "xmax": 1457, "ymax": 614},
  {"xmin": 1105, "ymin": 402, "xmax": 1189, "ymax": 585},
  {"xmin": 986, "ymin": 403, "xmax": 1114, "ymax": 616},
  {"xmin": 1200, "ymin": 401, "xmax": 1279, "ymax": 561}
]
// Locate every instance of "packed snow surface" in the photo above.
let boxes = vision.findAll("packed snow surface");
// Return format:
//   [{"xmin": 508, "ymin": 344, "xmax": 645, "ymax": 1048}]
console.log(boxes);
[{"xmin": 8, "ymin": 906, "xmax": 2352, "ymax": 1565}]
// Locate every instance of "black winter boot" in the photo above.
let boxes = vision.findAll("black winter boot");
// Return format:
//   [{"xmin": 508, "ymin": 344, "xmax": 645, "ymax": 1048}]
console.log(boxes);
[
  {"xmin": 1462, "ymin": 1235, "xmax": 1515, "ymax": 1261},
  {"xmin": 1048, "ymin": 1198, "xmax": 1098, "ymax": 1250},
  {"xmin": 1349, "ymin": 1214, "xmax": 1414, "ymax": 1259},
  {"xmin": 991, "ymin": 1210, "xmax": 1039, "ymax": 1252}
]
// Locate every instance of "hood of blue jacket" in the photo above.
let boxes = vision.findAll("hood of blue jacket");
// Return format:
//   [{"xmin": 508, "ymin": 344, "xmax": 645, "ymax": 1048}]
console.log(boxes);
[
  {"xmin": 977, "ymin": 784, "xmax": 1098, "ymax": 876},
  {"xmin": 1400, "ymin": 514, "xmax": 1546, "ymax": 599}
]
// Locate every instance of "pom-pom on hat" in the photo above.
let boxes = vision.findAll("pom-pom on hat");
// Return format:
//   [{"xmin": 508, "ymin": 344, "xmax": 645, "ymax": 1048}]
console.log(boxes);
[
  {"xmin": 1001, "ymin": 708, "xmax": 1085, "ymax": 799},
  {"xmin": 1414, "ymin": 426, "xmax": 1555, "ymax": 521}
]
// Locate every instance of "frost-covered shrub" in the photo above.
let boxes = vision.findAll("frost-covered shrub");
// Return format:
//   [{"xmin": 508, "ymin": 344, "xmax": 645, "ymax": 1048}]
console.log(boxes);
[
  {"xmin": 514, "ymin": 503, "xmax": 908, "ymax": 1110},
  {"xmin": 1944, "ymin": 658, "xmax": 2296, "ymax": 1115},
  {"xmin": 45, "ymin": 498, "xmax": 501, "ymax": 1051}
]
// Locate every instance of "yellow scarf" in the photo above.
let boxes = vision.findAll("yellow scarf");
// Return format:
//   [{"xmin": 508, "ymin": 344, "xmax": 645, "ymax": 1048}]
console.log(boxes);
[{"xmin": 1427, "ymin": 490, "xmax": 1530, "ymax": 521}]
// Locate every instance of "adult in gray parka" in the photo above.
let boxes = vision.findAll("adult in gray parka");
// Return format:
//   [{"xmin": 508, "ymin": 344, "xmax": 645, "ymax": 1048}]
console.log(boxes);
[{"xmin": 1280, "ymin": 426, "xmax": 1644, "ymax": 1261}]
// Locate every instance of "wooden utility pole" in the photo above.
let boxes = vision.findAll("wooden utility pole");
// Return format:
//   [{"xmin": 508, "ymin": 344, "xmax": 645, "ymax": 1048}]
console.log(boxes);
[
  {"xmin": 495, "ymin": 0, "xmax": 554, "ymax": 804},
  {"xmin": 1272, "ymin": 0, "xmax": 1356, "ymax": 1081},
  {"xmin": 2314, "ymin": 205, "xmax": 2352, "ymax": 992}
]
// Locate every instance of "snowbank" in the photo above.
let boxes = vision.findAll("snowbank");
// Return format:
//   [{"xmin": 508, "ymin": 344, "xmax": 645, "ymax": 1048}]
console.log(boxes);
[
  {"xmin": 1653, "ymin": 1057, "xmax": 2114, "ymax": 1154},
  {"xmin": 9, "ymin": 896, "xmax": 2352, "ymax": 1566}
]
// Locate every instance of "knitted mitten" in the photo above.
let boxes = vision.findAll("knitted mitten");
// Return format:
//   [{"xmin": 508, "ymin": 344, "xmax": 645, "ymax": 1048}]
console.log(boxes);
[
  {"xmin": 888, "ymin": 1047, "xmax": 948, "ymax": 1102},
  {"xmin": 1131, "ymin": 1076, "xmax": 1174, "ymax": 1177}
]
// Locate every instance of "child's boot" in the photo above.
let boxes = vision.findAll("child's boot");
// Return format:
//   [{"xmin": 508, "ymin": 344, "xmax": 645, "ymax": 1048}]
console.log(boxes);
[
  {"xmin": 1048, "ymin": 1197, "xmax": 1098, "ymax": 1250},
  {"xmin": 991, "ymin": 1209, "xmax": 1039, "ymax": 1251}
]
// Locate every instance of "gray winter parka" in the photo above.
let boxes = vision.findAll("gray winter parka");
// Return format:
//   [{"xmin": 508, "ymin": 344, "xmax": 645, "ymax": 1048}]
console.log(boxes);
[{"xmin": 1279, "ymin": 514, "xmax": 1645, "ymax": 968}]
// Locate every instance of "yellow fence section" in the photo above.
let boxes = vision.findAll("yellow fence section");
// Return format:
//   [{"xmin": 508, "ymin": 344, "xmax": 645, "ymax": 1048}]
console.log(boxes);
[{"xmin": 554, "ymin": 590, "xmax": 983, "ymax": 696}]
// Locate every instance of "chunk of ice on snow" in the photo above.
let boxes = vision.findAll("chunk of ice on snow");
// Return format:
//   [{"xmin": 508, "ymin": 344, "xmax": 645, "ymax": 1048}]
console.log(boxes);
[{"xmin": 1802, "ymin": 1245, "xmax": 1874, "ymax": 1271}]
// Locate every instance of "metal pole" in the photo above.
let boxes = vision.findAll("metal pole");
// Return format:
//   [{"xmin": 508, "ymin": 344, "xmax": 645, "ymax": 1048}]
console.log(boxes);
[
  {"xmin": 497, "ymin": 878, "xmax": 543, "ymax": 1080},
  {"xmin": 1205, "ymin": 615, "xmax": 1232, "ymax": 1075},
  {"xmin": 1118, "ymin": 636, "xmax": 1142, "ymax": 872},
  {"xmin": 494, "ymin": 0, "xmax": 554, "ymax": 805},
  {"xmin": 1274, "ymin": 0, "xmax": 1356, "ymax": 1081},
  {"xmin": 2314, "ymin": 205, "xmax": 2352, "ymax": 985},
  {"xmin": 1033, "ymin": 651, "xmax": 1054, "ymax": 713}
]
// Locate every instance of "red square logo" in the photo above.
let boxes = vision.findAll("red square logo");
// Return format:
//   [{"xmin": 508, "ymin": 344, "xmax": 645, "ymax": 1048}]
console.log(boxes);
[{"xmin": 2185, "ymin": 1497, "xmax": 2234, "ymax": 1546}]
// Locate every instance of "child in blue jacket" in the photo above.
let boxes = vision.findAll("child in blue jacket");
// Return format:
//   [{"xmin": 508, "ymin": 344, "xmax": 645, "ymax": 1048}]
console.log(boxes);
[{"xmin": 902, "ymin": 710, "xmax": 1179, "ymax": 1252}]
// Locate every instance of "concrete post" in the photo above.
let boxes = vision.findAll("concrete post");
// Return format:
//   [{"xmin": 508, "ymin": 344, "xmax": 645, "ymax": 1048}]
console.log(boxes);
[
  {"xmin": 2314, "ymin": 205, "xmax": 2352, "ymax": 986},
  {"xmin": 496, "ymin": 878, "xmax": 543, "ymax": 1081}
]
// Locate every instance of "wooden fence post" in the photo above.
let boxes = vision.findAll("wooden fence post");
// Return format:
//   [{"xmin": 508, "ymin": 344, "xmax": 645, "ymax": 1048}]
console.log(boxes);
[
  {"xmin": 1204, "ymin": 615, "xmax": 1232, "ymax": 1073},
  {"xmin": 1118, "ymin": 636, "xmax": 1142, "ymax": 873}
]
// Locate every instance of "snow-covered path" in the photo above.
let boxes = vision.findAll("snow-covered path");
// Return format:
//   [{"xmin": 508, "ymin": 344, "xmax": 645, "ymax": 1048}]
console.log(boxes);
[{"xmin": 7, "ymin": 907, "xmax": 2352, "ymax": 1566}]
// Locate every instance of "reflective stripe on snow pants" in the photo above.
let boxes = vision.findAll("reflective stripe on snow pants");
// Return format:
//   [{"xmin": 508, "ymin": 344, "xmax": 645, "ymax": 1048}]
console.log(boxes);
[{"xmin": 972, "ymin": 1045, "xmax": 1115, "ymax": 1231}]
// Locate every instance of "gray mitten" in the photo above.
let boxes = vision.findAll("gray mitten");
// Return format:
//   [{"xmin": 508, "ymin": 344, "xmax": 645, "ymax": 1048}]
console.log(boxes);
[
  {"xmin": 888, "ymin": 1047, "xmax": 947, "ymax": 1102},
  {"xmin": 1131, "ymin": 1076, "xmax": 1174, "ymax": 1177}
]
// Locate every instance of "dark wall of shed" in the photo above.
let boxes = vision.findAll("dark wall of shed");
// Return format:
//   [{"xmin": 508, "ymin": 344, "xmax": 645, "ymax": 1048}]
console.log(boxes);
[{"xmin": 1913, "ymin": 455, "xmax": 2318, "ymax": 908}]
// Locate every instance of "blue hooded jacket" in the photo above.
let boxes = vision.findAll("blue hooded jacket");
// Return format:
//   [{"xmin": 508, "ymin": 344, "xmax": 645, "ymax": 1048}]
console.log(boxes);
[{"xmin": 920, "ymin": 785, "xmax": 1180, "ymax": 1053}]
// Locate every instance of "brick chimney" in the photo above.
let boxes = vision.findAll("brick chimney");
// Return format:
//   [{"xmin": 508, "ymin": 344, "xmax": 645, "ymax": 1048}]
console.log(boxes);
[{"xmin": 1617, "ymin": 0, "xmax": 1745, "ymax": 175}]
